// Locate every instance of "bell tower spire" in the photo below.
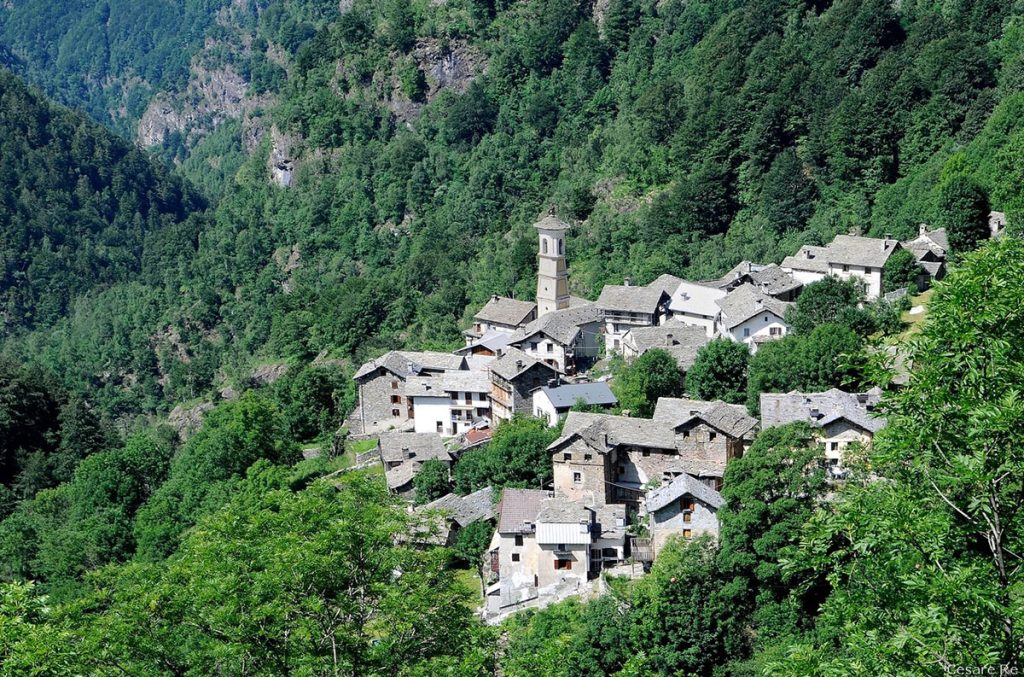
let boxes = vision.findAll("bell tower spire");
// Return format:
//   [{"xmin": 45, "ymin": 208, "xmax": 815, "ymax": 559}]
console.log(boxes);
[{"xmin": 535, "ymin": 209, "xmax": 570, "ymax": 317}]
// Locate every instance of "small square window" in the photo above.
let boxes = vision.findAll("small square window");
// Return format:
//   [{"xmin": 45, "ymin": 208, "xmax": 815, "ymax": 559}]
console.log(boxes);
[
  {"xmin": 511, "ymin": 553, "xmax": 520, "ymax": 562},
  {"xmin": 573, "ymin": 472, "xmax": 582, "ymax": 483},
  {"xmin": 547, "ymin": 343, "xmax": 553, "ymax": 353},
  {"xmin": 514, "ymin": 535, "xmax": 523, "ymax": 546},
  {"xmin": 563, "ymin": 453, "xmax": 571, "ymax": 461},
  {"xmin": 683, "ymin": 529, "xmax": 693, "ymax": 539},
  {"xmin": 391, "ymin": 395, "xmax": 402, "ymax": 404},
  {"xmin": 583, "ymin": 453, "xmax": 592, "ymax": 461},
  {"xmin": 709, "ymin": 431, "xmax": 717, "ymax": 441},
  {"xmin": 391, "ymin": 409, "xmax": 400, "ymax": 417},
  {"xmin": 743, "ymin": 327, "xmax": 750, "ymax": 337},
  {"xmin": 391, "ymin": 381, "xmax": 399, "ymax": 390},
  {"xmin": 642, "ymin": 450, "xmax": 650, "ymax": 457},
  {"xmin": 683, "ymin": 512, "xmax": 692, "ymax": 523}
]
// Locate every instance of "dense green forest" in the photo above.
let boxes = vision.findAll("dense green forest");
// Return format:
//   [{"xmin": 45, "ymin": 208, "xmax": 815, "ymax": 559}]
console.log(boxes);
[
  {"xmin": 0, "ymin": 1, "xmax": 231, "ymax": 135},
  {"xmin": 3, "ymin": 0, "xmax": 1024, "ymax": 673}
]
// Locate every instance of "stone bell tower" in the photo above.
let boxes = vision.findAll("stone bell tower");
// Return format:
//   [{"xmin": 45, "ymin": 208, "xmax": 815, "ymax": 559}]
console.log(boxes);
[{"xmin": 535, "ymin": 209, "xmax": 570, "ymax": 317}]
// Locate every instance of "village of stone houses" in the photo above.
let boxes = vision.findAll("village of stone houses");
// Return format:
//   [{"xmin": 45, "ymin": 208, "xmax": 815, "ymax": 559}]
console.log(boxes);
[{"xmin": 345, "ymin": 209, "xmax": 978, "ymax": 623}]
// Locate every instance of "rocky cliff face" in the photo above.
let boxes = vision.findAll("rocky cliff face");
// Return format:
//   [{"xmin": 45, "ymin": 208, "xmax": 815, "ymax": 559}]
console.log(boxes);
[{"xmin": 137, "ymin": 59, "xmax": 269, "ymax": 150}]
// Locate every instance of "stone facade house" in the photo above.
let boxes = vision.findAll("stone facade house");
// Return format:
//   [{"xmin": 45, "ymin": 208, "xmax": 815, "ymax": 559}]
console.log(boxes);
[
  {"xmin": 412, "ymin": 486, "xmax": 495, "ymax": 546},
  {"xmin": 645, "ymin": 473, "xmax": 724, "ymax": 556},
  {"xmin": 781, "ymin": 234, "xmax": 902, "ymax": 301},
  {"xmin": 760, "ymin": 388, "xmax": 886, "ymax": 476},
  {"xmin": 714, "ymin": 283, "xmax": 792, "ymax": 351},
  {"xmin": 621, "ymin": 322, "xmax": 710, "ymax": 372},
  {"xmin": 534, "ymin": 498, "xmax": 592, "ymax": 591},
  {"xmin": 532, "ymin": 382, "xmax": 618, "ymax": 427},
  {"xmin": 901, "ymin": 225, "xmax": 948, "ymax": 288},
  {"xmin": 712, "ymin": 261, "xmax": 803, "ymax": 302},
  {"xmin": 464, "ymin": 295, "xmax": 537, "ymax": 344},
  {"xmin": 405, "ymin": 370, "xmax": 492, "ymax": 436},
  {"xmin": 489, "ymin": 347, "xmax": 559, "ymax": 423},
  {"xmin": 508, "ymin": 303, "xmax": 601, "ymax": 374},
  {"xmin": 378, "ymin": 432, "xmax": 455, "ymax": 499},
  {"xmin": 352, "ymin": 351, "xmax": 468, "ymax": 434},
  {"xmin": 486, "ymin": 488, "xmax": 550, "ymax": 614},
  {"xmin": 596, "ymin": 282, "xmax": 672, "ymax": 353}
]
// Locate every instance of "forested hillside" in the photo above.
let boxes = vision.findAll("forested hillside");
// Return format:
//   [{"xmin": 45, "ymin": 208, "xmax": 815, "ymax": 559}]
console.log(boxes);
[
  {"xmin": 2, "ymin": 1, "xmax": 1024, "ymax": 674},
  {"xmin": 5, "ymin": 0, "xmax": 1024, "ymax": 427},
  {"xmin": 0, "ymin": 70, "xmax": 205, "ymax": 331}
]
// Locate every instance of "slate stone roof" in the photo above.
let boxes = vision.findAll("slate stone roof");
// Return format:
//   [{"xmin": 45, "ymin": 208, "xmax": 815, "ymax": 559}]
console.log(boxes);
[
  {"xmin": 534, "ymin": 214, "xmax": 571, "ymax": 232},
  {"xmin": 537, "ymin": 497, "xmax": 591, "ymax": 524},
  {"xmin": 647, "ymin": 473, "xmax": 725, "ymax": 512},
  {"xmin": 549, "ymin": 412, "xmax": 678, "ymax": 453},
  {"xmin": 759, "ymin": 388, "xmax": 886, "ymax": 434},
  {"xmin": 669, "ymin": 281, "xmax": 728, "ymax": 317},
  {"xmin": 827, "ymin": 234, "xmax": 901, "ymax": 268},
  {"xmin": 903, "ymin": 226, "xmax": 949, "ymax": 261},
  {"xmin": 653, "ymin": 398, "xmax": 758, "ymax": 439},
  {"xmin": 420, "ymin": 486, "xmax": 495, "ymax": 527},
  {"xmin": 510, "ymin": 304, "xmax": 601, "ymax": 346},
  {"xmin": 473, "ymin": 296, "xmax": 537, "ymax": 327},
  {"xmin": 490, "ymin": 347, "xmax": 557, "ymax": 381},
  {"xmin": 715, "ymin": 283, "xmax": 792, "ymax": 329},
  {"xmin": 378, "ymin": 432, "xmax": 453, "ymax": 465},
  {"xmin": 596, "ymin": 284, "xmax": 668, "ymax": 315},
  {"xmin": 497, "ymin": 488, "xmax": 551, "ymax": 533},
  {"xmin": 404, "ymin": 370, "xmax": 491, "ymax": 397},
  {"xmin": 624, "ymin": 323, "xmax": 710, "ymax": 371},
  {"xmin": 456, "ymin": 330, "xmax": 513, "ymax": 355},
  {"xmin": 781, "ymin": 245, "xmax": 831, "ymax": 273},
  {"xmin": 538, "ymin": 382, "xmax": 617, "ymax": 409},
  {"xmin": 713, "ymin": 262, "xmax": 802, "ymax": 297},
  {"xmin": 354, "ymin": 351, "xmax": 466, "ymax": 381},
  {"xmin": 647, "ymin": 273, "xmax": 685, "ymax": 296},
  {"xmin": 782, "ymin": 236, "xmax": 900, "ymax": 273}
]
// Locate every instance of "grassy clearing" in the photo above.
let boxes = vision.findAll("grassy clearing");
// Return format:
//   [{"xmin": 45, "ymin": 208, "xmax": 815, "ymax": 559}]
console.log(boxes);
[
  {"xmin": 898, "ymin": 288, "xmax": 935, "ymax": 340},
  {"xmin": 453, "ymin": 567, "xmax": 484, "ymax": 609}
]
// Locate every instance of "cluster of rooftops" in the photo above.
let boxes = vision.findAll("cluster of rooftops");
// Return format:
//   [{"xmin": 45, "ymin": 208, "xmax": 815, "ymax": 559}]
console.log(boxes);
[{"xmin": 344, "ymin": 210, "xmax": 956, "ymax": 618}]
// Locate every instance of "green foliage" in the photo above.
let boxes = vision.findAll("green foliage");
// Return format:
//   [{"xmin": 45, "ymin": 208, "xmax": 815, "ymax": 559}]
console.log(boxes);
[
  {"xmin": 414, "ymin": 458, "xmax": 451, "ymax": 505},
  {"xmin": 771, "ymin": 237, "xmax": 1024, "ymax": 673},
  {"xmin": 612, "ymin": 349, "xmax": 684, "ymax": 417},
  {"xmin": 3, "ymin": 469, "xmax": 492, "ymax": 674},
  {"xmin": 882, "ymin": 247, "xmax": 924, "ymax": 293},
  {"xmin": 716, "ymin": 423, "xmax": 828, "ymax": 650},
  {"xmin": 686, "ymin": 339, "xmax": 749, "ymax": 404},
  {"xmin": 0, "ymin": 70, "xmax": 205, "ymax": 331},
  {"xmin": 785, "ymin": 277, "xmax": 867, "ymax": 336},
  {"xmin": 0, "ymin": 431, "xmax": 175, "ymax": 600},
  {"xmin": 452, "ymin": 416, "xmax": 558, "ymax": 494},
  {"xmin": 450, "ymin": 519, "xmax": 494, "ymax": 568},
  {"xmin": 746, "ymin": 323, "xmax": 862, "ymax": 414},
  {"xmin": 933, "ymin": 174, "xmax": 992, "ymax": 253},
  {"xmin": 132, "ymin": 393, "xmax": 300, "ymax": 560}
]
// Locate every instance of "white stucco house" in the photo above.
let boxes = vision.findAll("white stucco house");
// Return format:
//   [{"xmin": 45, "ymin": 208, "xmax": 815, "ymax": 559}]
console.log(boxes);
[
  {"xmin": 667, "ymin": 281, "xmax": 727, "ymax": 336},
  {"xmin": 781, "ymin": 234, "xmax": 902, "ymax": 301},
  {"xmin": 406, "ymin": 370, "xmax": 492, "ymax": 436},
  {"xmin": 714, "ymin": 283, "xmax": 792, "ymax": 350}
]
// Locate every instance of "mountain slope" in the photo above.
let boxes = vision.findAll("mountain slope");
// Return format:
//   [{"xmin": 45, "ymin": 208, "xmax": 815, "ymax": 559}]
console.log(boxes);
[
  {"xmin": 0, "ymin": 70, "xmax": 206, "ymax": 331},
  {"xmin": 5, "ymin": 0, "xmax": 1024, "ymax": 424}
]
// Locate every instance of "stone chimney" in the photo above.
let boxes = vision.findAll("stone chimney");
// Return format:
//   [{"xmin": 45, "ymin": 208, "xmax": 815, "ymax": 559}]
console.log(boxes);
[
  {"xmin": 623, "ymin": 277, "xmax": 632, "ymax": 287},
  {"xmin": 919, "ymin": 223, "xmax": 928, "ymax": 236},
  {"xmin": 665, "ymin": 333, "xmax": 674, "ymax": 346}
]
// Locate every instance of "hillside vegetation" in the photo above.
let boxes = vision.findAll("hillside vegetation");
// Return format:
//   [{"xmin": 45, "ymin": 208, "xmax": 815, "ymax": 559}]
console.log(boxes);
[
  {"xmin": 1, "ymin": 1, "xmax": 1024, "ymax": 674},
  {"xmin": 5, "ymin": 0, "xmax": 1024, "ymax": 425}
]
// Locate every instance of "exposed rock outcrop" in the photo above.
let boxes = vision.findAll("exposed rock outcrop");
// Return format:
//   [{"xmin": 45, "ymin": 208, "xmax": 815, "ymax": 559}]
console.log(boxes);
[{"xmin": 269, "ymin": 126, "xmax": 300, "ymax": 188}]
